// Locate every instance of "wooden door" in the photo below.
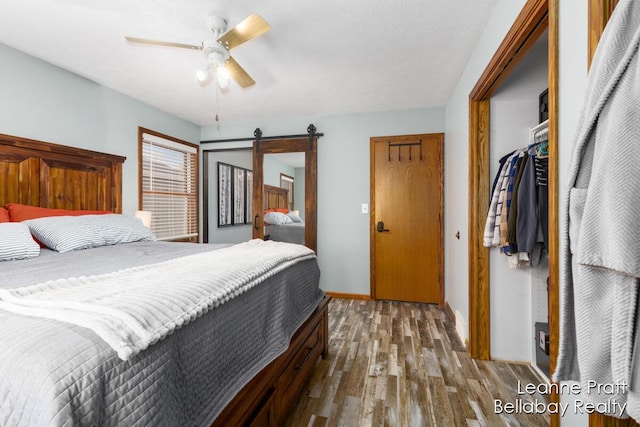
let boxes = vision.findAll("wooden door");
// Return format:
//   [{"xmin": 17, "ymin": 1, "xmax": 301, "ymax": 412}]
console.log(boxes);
[{"xmin": 371, "ymin": 133, "xmax": 444, "ymax": 304}]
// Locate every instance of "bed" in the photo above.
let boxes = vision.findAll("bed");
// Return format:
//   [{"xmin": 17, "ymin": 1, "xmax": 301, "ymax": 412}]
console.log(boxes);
[
  {"xmin": 0, "ymin": 133, "xmax": 329, "ymax": 427},
  {"xmin": 263, "ymin": 184, "xmax": 305, "ymax": 245}
]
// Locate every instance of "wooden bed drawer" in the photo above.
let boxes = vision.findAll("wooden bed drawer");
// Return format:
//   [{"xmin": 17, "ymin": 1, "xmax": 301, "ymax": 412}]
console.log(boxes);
[
  {"xmin": 277, "ymin": 319, "xmax": 323, "ymax": 418},
  {"xmin": 247, "ymin": 387, "xmax": 276, "ymax": 427},
  {"xmin": 211, "ymin": 295, "xmax": 330, "ymax": 427}
]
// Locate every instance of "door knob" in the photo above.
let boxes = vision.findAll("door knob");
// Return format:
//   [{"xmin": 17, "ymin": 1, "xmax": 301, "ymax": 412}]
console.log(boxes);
[{"xmin": 377, "ymin": 221, "xmax": 390, "ymax": 232}]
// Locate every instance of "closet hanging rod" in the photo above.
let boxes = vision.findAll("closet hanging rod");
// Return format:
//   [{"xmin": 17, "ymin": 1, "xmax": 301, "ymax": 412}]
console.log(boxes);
[
  {"xmin": 530, "ymin": 118, "xmax": 549, "ymax": 134},
  {"xmin": 534, "ymin": 128, "xmax": 549, "ymax": 144}
]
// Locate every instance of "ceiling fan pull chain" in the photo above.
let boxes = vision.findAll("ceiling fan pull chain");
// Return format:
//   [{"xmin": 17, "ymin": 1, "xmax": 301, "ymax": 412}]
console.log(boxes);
[{"xmin": 215, "ymin": 84, "xmax": 221, "ymax": 130}]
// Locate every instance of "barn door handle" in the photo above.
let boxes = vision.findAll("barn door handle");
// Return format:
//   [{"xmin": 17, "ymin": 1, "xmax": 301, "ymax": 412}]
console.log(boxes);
[
  {"xmin": 254, "ymin": 214, "xmax": 260, "ymax": 230},
  {"xmin": 377, "ymin": 221, "xmax": 390, "ymax": 232}
]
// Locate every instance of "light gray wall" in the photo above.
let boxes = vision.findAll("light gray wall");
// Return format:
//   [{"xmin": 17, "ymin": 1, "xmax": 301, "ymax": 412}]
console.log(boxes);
[
  {"xmin": 206, "ymin": 149, "xmax": 253, "ymax": 244},
  {"xmin": 201, "ymin": 107, "xmax": 445, "ymax": 293},
  {"xmin": 264, "ymin": 155, "xmax": 295, "ymax": 187},
  {"xmin": 444, "ymin": 0, "xmax": 528, "ymax": 344},
  {"xmin": 488, "ymin": 32, "xmax": 548, "ymax": 362},
  {"xmin": 0, "ymin": 43, "xmax": 200, "ymax": 216}
]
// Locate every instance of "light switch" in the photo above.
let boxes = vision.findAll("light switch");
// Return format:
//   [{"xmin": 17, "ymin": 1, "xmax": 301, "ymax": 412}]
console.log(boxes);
[{"xmin": 361, "ymin": 203, "xmax": 368, "ymax": 214}]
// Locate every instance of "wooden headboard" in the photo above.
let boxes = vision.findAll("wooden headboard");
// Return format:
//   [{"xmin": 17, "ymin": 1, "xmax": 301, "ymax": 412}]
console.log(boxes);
[
  {"xmin": 263, "ymin": 184, "xmax": 289, "ymax": 211},
  {"xmin": 0, "ymin": 133, "xmax": 126, "ymax": 212}
]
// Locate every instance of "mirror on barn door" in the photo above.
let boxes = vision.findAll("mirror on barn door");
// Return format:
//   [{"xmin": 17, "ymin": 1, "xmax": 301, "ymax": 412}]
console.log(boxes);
[{"xmin": 252, "ymin": 132, "xmax": 317, "ymax": 252}]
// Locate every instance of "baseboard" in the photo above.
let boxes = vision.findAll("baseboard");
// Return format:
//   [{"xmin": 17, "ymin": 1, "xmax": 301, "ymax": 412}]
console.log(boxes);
[
  {"xmin": 444, "ymin": 300, "xmax": 456, "ymax": 324},
  {"xmin": 324, "ymin": 291, "xmax": 371, "ymax": 300},
  {"xmin": 490, "ymin": 357, "xmax": 533, "ymax": 366},
  {"xmin": 445, "ymin": 300, "xmax": 469, "ymax": 350}
]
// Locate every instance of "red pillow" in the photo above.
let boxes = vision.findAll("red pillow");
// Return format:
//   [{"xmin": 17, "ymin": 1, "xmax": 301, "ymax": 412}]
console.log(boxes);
[
  {"xmin": 6, "ymin": 203, "xmax": 112, "ymax": 222},
  {"xmin": 0, "ymin": 208, "xmax": 9, "ymax": 223},
  {"xmin": 274, "ymin": 208, "xmax": 289, "ymax": 214}
]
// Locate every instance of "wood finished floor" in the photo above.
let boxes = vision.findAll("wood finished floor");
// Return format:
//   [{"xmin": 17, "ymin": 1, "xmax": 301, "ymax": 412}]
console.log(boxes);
[{"xmin": 284, "ymin": 298, "xmax": 550, "ymax": 427}]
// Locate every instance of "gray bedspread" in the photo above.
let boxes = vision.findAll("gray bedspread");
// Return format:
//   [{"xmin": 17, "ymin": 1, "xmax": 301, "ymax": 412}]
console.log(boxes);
[{"xmin": 0, "ymin": 241, "xmax": 323, "ymax": 426}]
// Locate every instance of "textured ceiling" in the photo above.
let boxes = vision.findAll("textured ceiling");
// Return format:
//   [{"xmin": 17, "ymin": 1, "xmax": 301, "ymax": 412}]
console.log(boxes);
[{"xmin": 0, "ymin": 0, "xmax": 496, "ymax": 126}]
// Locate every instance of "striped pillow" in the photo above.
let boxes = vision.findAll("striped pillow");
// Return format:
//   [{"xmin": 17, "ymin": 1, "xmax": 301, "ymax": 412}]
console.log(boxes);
[
  {"xmin": 25, "ymin": 214, "xmax": 156, "ymax": 253},
  {"xmin": 0, "ymin": 223, "xmax": 40, "ymax": 261}
]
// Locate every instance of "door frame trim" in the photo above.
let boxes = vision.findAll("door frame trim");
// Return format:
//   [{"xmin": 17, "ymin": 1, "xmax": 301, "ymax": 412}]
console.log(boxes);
[{"xmin": 369, "ymin": 133, "xmax": 445, "ymax": 306}]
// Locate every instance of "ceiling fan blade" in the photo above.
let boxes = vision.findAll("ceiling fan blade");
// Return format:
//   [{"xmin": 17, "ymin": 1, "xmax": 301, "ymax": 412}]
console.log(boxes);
[
  {"xmin": 217, "ymin": 13, "xmax": 271, "ymax": 50},
  {"xmin": 125, "ymin": 36, "xmax": 203, "ymax": 51},
  {"xmin": 226, "ymin": 56, "xmax": 255, "ymax": 88}
]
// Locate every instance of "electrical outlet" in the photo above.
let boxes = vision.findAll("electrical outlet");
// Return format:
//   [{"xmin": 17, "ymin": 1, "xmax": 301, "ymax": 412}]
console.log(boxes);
[{"xmin": 361, "ymin": 203, "xmax": 368, "ymax": 214}]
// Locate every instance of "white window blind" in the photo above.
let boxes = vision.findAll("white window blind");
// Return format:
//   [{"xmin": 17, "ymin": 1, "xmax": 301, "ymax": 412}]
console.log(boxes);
[{"xmin": 141, "ymin": 132, "xmax": 198, "ymax": 241}]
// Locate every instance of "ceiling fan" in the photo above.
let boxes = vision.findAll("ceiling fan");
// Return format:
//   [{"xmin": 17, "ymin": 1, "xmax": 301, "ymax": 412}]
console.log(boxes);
[{"xmin": 125, "ymin": 13, "xmax": 271, "ymax": 89}]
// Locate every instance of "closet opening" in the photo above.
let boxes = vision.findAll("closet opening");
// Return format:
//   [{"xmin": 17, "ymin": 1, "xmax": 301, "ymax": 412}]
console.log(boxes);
[
  {"xmin": 467, "ymin": 0, "xmax": 553, "ymax": 365},
  {"xmin": 486, "ymin": 29, "xmax": 549, "ymax": 375}
]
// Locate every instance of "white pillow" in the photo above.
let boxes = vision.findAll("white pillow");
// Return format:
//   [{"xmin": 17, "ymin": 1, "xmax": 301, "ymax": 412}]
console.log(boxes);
[
  {"xmin": 264, "ymin": 211, "xmax": 293, "ymax": 225},
  {"xmin": 25, "ymin": 214, "xmax": 156, "ymax": 253},
  {"xmin": 287, "ymin": 212, "xmax": 303, "ymax": 223},
  {"xmin": 0, "ymin": 223, "xmax": 40, "ymax": 261}
]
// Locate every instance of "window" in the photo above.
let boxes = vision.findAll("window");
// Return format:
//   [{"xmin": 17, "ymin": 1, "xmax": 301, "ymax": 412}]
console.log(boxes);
[{"xmin": 139, "ymin": 128, "xmax": 199, "ymax": 241}]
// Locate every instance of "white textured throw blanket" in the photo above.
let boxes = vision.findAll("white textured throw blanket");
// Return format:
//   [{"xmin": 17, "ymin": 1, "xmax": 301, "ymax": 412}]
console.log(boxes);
[{"xmin": 0, "ymin": 239, "xmax": 315, "ymax": 361}]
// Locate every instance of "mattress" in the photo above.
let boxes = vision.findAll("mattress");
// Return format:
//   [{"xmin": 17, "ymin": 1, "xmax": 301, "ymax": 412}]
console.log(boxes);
[{"xmin": 0, "ymin": 241, "xmax": 323, "ymax": 426}]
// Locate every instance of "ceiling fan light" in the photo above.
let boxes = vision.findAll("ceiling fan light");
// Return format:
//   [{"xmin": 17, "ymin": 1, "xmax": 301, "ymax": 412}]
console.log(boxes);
[
  {"xmin": 215, "ymin": 65, "xmax": 231, "ymax": 88},
  {"xmin": 216, "ymin": 66, "xmax": 230, "ymax": 81},
  {"xmin": 217, "ymin": 76, "xmax": 230, "ymax": 89},
  {"xmin": 196, "ymin": 68, "xmax": 211, "ymax": 83}
]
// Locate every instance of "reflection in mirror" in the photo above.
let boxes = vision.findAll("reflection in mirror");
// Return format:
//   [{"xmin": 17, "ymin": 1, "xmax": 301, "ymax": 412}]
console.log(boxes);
[
  {"xmin": 252, "ymin": 135, "xmax": 317, "ymax": 252},
  {"xmin": 263, "ymin": 152, "xmax": 305, "ymax": 245}
]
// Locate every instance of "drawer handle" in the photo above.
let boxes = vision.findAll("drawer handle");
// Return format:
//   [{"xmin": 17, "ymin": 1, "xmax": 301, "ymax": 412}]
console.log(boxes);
[{"xmin": 295, "ymin": 347, "xmax": 314, "ymax": 371}]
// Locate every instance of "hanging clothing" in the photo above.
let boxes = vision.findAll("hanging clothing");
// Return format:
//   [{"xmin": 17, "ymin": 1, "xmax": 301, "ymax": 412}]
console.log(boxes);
[
  {"xmin": 485, "ymin": 137, "xmax": 548, "ymax": 268},
  {"xmin": 506, "ymin": 153, "xmax": 529, "ymax": 249},
  {"xmin": 535, "ymin": 156, "xmax": 549, "ymax": 250},
  {"xmin": 491, "ymin": 151, "xmax": 515, "ymax": 199},
  {"xmin": 501, "ymin": 153, "xmax": 524, "ymax": 252},
  {"xmin": 554, "ymin": 0, "xmax": 640, "ymax": 419},
  {"xmin": 516, "ymin": 156, "xmax": 542, "ymax": 266},
  {"xmin": 483, "ymin": 152, "xmax": 516, "ymax": 247}
]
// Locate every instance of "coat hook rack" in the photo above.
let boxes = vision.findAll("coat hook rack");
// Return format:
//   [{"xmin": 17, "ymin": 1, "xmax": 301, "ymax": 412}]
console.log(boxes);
[{"xmin": 387, "ymin": 139, "xmax": 423, "ymax": 162}]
